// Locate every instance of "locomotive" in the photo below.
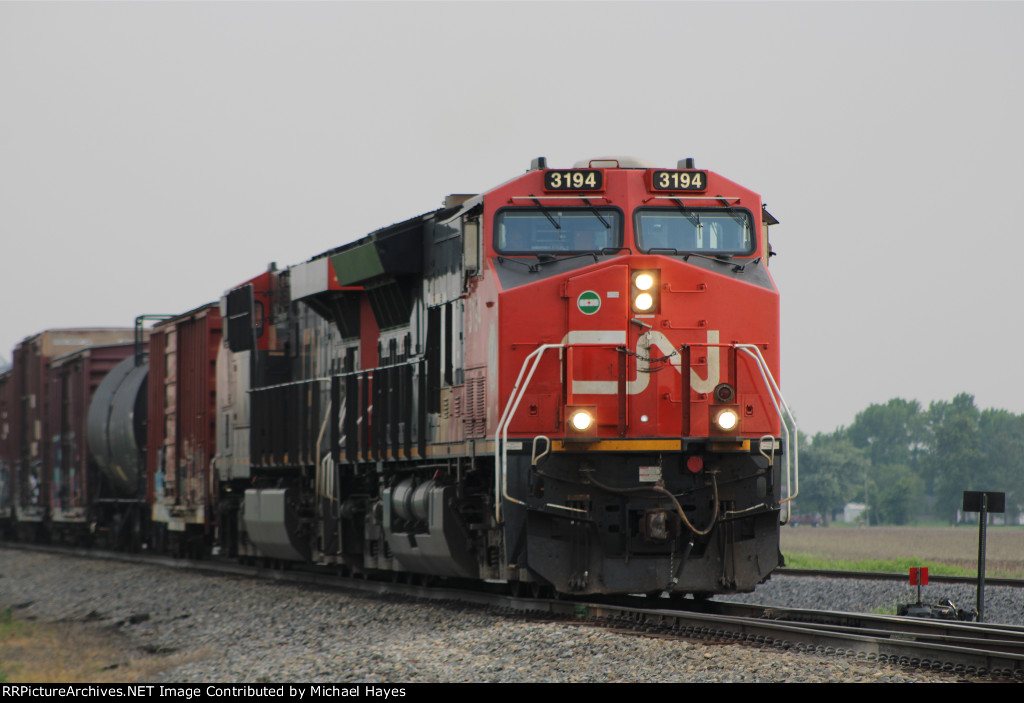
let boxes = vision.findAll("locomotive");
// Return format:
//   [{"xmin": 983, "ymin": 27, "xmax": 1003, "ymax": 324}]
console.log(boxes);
[{"xmin": 0, "ymin": 156, "xmax": 797, "ymax": 597}]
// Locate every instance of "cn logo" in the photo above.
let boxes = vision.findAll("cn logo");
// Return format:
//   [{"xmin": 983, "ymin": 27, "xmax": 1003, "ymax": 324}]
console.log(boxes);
[{"xmin": 567, "ymin": 329, "xmax": 720, "ymax": 396}]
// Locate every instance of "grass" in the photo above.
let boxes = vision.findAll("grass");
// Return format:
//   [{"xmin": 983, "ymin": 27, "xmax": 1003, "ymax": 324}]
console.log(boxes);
[
  {"xmin": 0, "ymin": 607, "xmax": 205, "ymax": 683},
  {"xmin": 781, "ymin": 525, "xmax": 1024, "ymax": 578},
  {"xmin": 0, "ymin": 608, "xmax": 15, "ymax": 683},
  {"xmin": 782, "ymin": 553, "xmax": 976, "ymax": 577}
]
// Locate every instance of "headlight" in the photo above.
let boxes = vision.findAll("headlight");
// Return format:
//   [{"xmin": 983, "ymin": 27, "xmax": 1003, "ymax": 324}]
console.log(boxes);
[
  {"xmin": 631, "ymin": 270, "xmax": 660, "ymax": 313},
  {"xmin": 714, "ymin": 408, "xmax": 739, "ymax": 432},
  {"xmin": 569, "ymin": 409, "xmax": 594, "ymax": 432}
]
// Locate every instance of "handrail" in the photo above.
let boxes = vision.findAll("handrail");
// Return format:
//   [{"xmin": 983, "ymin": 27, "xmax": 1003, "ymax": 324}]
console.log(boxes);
[
  {"xmin": 494, "ymin": 343, "xmax": 564, "ymax": 522},
  {"xmin": 735, "ymin": 344, "xmax": 799, "ymax": 524},
  {"xmin": 315, "ymin": 398, "xmax": 334, "ymax": 505},
  {"xmin": 492, "ymin": 340, "xmax": 799, "ymax": 527}
]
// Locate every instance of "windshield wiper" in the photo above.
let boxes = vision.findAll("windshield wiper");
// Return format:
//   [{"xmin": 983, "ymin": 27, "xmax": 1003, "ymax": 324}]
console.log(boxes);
[
  {"xmin": 528, "ymin": 195, "xmax": 560, "ymax": 230},
  {"xmin": 580, "ymin": 198, "xmax": 611, "ymax": 229},
  {"xmin": 674, "ymin": 197, "xmax": 747, "ymax": 229},
  {"xmin": 671, "ymin": 198, "xmax": 702, "ymax": 228}
]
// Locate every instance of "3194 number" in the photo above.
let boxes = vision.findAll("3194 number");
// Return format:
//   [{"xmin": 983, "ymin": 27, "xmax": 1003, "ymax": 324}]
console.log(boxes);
[
  {"xmin": 651, "ymin": 170, "xmax": 707, "ymax": 191},
  {"xmin": 544, "ymin": 170, "xmax": 603, "ymax": 191}
]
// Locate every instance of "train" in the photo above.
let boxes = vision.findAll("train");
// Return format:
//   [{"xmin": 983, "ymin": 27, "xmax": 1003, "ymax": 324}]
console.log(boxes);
[{"xmin": 0, "ymin": 156, "xmax": 797, "ymax": 597}]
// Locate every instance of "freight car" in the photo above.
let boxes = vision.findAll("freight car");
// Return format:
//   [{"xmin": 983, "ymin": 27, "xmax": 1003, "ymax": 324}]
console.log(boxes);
[
  {"xmin": 1, "ymin": 156, "xmax": 798, "ymax": 597},
  {"xmin": 0, "ymin": 329, "xmax": 138, "ymax": 542}
]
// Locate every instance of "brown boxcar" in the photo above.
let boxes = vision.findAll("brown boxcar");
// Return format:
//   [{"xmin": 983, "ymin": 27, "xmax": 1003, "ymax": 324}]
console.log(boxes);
[
  {"xmin": 10, "ymin": 329, "xmax": 135, "ymax": 539},
  {"xmin": 47, "ymin": 343, "xmax": 137, "ymax": 542},
  {"xmin": 147, "ymin": 305, "xmax": 222, "ymax": 556},
  {"xmin": 0, "ymin": 368, "xmax": 14, "ymax": 532}
]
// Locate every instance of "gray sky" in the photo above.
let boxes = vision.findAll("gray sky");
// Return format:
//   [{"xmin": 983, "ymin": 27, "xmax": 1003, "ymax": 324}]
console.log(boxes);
[{"xmin": 2, "ymin": 1, "xmax": 1022, "ymax": 435}]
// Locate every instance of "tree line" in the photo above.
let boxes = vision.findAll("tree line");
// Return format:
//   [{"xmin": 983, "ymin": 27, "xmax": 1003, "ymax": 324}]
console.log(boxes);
[{"xmin": 796, "ymin": 393, "xmax": 1024, "ymax": 525}]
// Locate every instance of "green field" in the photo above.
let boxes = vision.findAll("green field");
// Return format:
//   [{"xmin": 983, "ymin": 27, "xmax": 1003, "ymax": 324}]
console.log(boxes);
[{"xmin": 781, "ymin": 525, "xmax": 1024, "ymax": 578}]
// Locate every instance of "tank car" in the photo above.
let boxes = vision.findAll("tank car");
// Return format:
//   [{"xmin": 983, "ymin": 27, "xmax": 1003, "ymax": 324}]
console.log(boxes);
[
  {"xmin": 225, "ymin": 156, "xmax": 797, "ymax": 596},
  {"xmin": 86, "ymin": 335, "xmax": 152, "ymax": 549}
]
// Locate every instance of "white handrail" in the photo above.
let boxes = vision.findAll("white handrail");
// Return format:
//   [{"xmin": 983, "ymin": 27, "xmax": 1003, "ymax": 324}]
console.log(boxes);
[
  {"xmin": 492, "ymin": 341, "xmax": 798, "ymax": 526},
  {"xmin": 735, "ymin": 344, "xmax": 799, "ymax": 523},
  {"xmin": 493, "ymin": 343, "xmax": 564, "ymax": 522}
]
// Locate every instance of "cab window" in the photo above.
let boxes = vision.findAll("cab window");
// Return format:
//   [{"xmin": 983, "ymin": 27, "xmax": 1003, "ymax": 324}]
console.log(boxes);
[
  {"xmin": 635, "ymin": 209, "xmax": 754, "ymax": 255},
  {"xmin": 495, "ymin": 208, "xmax": 621, "ymax": 254}
]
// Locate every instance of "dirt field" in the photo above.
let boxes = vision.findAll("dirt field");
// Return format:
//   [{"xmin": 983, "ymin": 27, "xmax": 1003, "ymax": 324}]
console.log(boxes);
[{"xmin": 780, "ymin": 526, "xmax": 1024, "ymax": 578}]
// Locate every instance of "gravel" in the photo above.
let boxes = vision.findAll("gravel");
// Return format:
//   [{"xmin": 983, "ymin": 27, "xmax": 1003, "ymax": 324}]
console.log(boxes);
[
  {"xmin": 718, "ymin": 572, "xmax": 1024, "ymax": 626},
  {"xmin": 1, "ymin": 548, "xmax": 1014, "ymax": 683}
]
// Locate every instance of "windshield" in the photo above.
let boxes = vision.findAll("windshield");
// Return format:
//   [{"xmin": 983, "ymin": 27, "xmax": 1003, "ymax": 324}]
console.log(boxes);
[
  {"xmin": 635, "ymin": 209, "xmax": 754, "ymax": 255},
  {"xmin": 495, "ymin": 208, "xmax": 622, "ymax": 254}
]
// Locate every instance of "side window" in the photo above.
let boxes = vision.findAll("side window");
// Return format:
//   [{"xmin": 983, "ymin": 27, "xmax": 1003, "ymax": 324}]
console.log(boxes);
[
  {"xmin": 254, "ymin": 300, "xmax": 265, "ymax": 339},
  {"xmin": 464, "ymin": 217, "xmax": 480, "ymax": 275}
]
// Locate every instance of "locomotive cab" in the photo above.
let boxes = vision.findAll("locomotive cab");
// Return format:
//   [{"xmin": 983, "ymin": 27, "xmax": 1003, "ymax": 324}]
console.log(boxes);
[{"xmin": 487, "ymin": 157, "xmax": 795, "ymax": 594}]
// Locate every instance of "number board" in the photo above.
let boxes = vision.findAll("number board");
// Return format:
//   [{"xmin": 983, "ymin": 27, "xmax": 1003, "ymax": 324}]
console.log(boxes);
[
  {"xmin": 650, "ymin": 170, "xmax": 708, "ymax": 192},
  {"xmin": 543, "ymin": 169, "xmax": 604, "ymax": 192}
]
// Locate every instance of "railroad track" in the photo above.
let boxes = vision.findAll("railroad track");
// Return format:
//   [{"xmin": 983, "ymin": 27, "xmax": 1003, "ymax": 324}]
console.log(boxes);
[
  {"xmin": 8, "ymin": 543, "xmax": 1024, "ymax": 681},
  {"xmin": 585, "ymin": 596, "xmax": 1024, "ymax": 679},
  {"xmin": 776, "ymin": 566, "xmax": 1024, "ymax": 589},
  {"xmin": 252, "ymin": 565, "xmax": 1024, "ymax": 680}
]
